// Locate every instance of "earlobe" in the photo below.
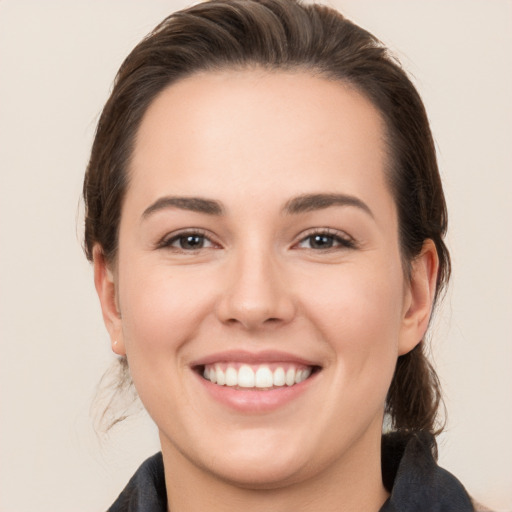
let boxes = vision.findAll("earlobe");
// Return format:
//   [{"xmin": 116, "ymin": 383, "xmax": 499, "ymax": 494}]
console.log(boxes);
[
  {"xmin": 398, "ymin": 239, "xmax": 439, "ymax": 356},
  {"xmin": 93, "ymin": 245, "xmax": 126, "ymax": 356}
]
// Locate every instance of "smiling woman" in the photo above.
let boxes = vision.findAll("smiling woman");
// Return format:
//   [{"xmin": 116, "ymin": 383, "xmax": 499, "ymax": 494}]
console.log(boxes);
[{"xmin": 82, "ymin": 1, "xmax": 484, "ymax": 511}]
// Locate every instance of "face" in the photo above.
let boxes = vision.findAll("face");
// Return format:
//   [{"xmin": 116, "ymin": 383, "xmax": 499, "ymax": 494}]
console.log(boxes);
[{"xmin": 96, "ymin": 70, "xmax": 435, "ymax": 489}]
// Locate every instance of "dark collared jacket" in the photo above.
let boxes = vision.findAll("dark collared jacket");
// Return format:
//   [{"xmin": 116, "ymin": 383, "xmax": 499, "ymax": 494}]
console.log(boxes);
[{"xmin": 108, "ymin": 432, "xmax": 485, "ymax": 512}]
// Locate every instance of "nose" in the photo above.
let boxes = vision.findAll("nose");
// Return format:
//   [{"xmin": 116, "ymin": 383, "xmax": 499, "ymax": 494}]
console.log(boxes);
[{"xmin": 215, "ymin": 247, "xmax": 296, "ymax": 330}]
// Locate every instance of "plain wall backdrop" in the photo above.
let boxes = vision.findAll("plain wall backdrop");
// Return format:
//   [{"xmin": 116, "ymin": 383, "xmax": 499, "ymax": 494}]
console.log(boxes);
[{"xmin": 0, "ymin": 1, "xmax": 511, "ymax": 510}]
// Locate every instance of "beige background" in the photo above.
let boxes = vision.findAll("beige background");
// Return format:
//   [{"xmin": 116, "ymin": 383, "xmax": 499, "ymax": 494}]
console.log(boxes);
[{"xmin": 0, "ymin": 1, "xmax": 511, "ymax": 510}]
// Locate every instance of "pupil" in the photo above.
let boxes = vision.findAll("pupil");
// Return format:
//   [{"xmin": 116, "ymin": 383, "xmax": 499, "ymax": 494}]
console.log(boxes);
[
  {"xmin": 181, "ymin": 235, "xmax": 203, "ymax": 249},
  {"xmin": 312, "ymin": 235, "xmax": 333, "ymax": 248}
]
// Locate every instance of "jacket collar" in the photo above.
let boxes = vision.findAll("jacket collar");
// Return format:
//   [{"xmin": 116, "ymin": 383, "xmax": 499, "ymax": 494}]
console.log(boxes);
[
  {"xmin": 380, "ymin": 431, "xmax": 474, "ymax": 511},
  {"xmin": 108, "ymin": 432, "xmax": 474, "ymax": 512}
]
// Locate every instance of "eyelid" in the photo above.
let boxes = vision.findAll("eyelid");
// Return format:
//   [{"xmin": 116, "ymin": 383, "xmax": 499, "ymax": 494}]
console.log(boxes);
[
  {"xmin": 293, "ymin": 227, "xmax": 357, "ymax": 250},
  {"xmin": 155, "ymin": 227, "xmax": 356, "ymax": 252},
  {"xmin": 156, "ymin": 228, "xmax": 220, "ymax": 251}
]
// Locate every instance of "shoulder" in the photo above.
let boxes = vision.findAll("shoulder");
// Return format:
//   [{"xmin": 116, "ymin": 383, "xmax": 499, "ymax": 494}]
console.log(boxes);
[
  {"xmin": 381, "ymin": 431, "xmax": 480, "ymax": 511},
  {"xmin": 108, "ymin": 452, "xmax": 167, "ymax": 512},
  {"xmin": 471, "ymin": 499, "xmax": 495, "ymax": 512}
]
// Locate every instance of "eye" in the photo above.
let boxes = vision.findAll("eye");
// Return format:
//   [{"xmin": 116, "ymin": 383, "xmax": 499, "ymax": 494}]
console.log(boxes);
[
  {"xmin": 158, "ymin": 230, "xmax": 217, "ymax": 252},
  {"xmin": 296, "ymin": 229, "xmax": 356, "ymax": 250}
]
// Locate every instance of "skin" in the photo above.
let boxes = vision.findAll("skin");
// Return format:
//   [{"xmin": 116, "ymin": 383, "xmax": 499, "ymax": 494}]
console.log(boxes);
[{"xmin": 94, "ymin": 70, "xmax": 438, "ymax": 512}]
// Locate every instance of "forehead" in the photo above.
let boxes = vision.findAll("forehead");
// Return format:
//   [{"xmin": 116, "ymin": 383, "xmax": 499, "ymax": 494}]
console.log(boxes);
[{"xmin": 128, "ymin": 69, "xmax": 391, "ymax": 214}]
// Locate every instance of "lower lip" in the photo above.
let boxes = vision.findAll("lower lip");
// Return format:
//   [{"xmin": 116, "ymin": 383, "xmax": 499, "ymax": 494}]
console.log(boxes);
[{"xmin": 194, "ymin": 371, "xmax": 318, "ymax": 413}]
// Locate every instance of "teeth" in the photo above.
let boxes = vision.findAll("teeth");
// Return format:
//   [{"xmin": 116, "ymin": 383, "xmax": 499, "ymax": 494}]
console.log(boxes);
[
  {"xmin": 273, "ymin": 367, "xmax": 285, "ymax": 386},
  {"xmin": 202, "ymin": 363, "xmax": 313, "ymax": 389},
  {"xmin": 296, "ymin": 368, "xmax": 312, "ymax": 383},
  {"xmin": 216, "ymin": 368, "xmax": 226, "ymax": 386},
  {"xmin": 255, "ymin": 366, "xmax": 273, "ymax": 388},
  {"xmin": 238, "ymin": 365, "xmax": 255, "ymax": 387},
  {"xmin": 225, "ymin": 367, "xmax": 237, "ymax": 387}
]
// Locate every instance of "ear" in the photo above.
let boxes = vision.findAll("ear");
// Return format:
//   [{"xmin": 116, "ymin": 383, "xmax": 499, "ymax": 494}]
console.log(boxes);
[
  {"xmin": 93, "ymin": 245, "xmax": 126, "ymax": 356},
  {"xmin": 398, "ymin": 239, "xmax": 439, "ymax": 356}
]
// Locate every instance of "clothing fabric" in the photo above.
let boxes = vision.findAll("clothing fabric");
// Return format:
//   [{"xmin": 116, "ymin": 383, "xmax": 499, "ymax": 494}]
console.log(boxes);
[{"xmin": 107, "ymin": 432, "xmax": 480, "ymax": 512}]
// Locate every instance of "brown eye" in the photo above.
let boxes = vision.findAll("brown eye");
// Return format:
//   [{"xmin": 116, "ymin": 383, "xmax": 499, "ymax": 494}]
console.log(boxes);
[
  {"xmin": 160, "ymin": 231, "xmax": 216, "ymax": 251},
  {"xmin": 297, "ymin": 231, "xmax": 355, "ymax": 250},
  {"xmin": 177, "ymin": 234, "xmax": 206, "ymax": 250},
  {"xmin": 308, "ymin": 234, "xmax": 336, "ymax": 249}
]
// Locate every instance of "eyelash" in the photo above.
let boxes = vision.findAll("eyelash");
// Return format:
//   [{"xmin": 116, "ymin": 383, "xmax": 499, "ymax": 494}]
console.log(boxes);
[
  {"xmin": 294, "ymin": 228, "xmax": 356, "ymax": 251},
  {"xmin": 157, "ymin": 228, "xmax": 356, "ymax": 253},
  {"xmin": 157, "ymin": 229, "xmax": 217, "ymax": 253}
]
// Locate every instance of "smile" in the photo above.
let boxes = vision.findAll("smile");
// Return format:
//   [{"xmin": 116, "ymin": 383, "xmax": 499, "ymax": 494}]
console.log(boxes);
[
  {"xmin": 192, "ymin": 352, "xmax": 322, "ymax": 411},
  {"xmin": 202, "ymin": 363, "xmax": 314, "ymax": 389}
]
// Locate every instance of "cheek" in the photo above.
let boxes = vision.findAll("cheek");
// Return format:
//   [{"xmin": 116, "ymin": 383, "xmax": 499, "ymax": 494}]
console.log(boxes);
[
  {"xmin": 115, "ymin": 261, "xmax": 221, "ymax": 423},
  {"xmin": 118, "ymin": 261, "xmax": 216, "ymax": 359},
  {"xmin": 298, "ymin": 262, "xmax": 404, "ymax": 373}
]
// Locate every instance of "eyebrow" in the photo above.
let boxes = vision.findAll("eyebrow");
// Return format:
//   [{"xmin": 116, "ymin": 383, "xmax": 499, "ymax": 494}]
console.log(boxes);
[
  {"xmin": 141, "ymin": 192, "xmax": 373, "ymax": 220},
  {"xmin": 282, "ymin": 193, "xmax": 374, "ymax": 218},
  {"xmin": 142, "ymin": 196, "xmax": 224, "ymax": 219}
]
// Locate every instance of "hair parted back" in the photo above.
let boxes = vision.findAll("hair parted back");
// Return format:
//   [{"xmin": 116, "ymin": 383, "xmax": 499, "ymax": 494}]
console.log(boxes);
[{"xmin": 84, "ymin": 0, "xmax": 450, "ymax": 436}]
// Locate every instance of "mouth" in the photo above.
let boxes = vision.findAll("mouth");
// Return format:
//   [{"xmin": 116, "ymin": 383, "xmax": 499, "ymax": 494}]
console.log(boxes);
[
  {"xmin": 190, "ymin": 350, "xmax": 322, "ymax": 411},
  {"xmin": 196, "ymin": 362, "xmax": 321, "ymax": 390}
]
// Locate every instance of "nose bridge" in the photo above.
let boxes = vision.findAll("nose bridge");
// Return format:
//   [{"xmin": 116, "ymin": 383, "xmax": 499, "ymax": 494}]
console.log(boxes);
[{"xmin": 216, "ymin": 238, "xmax": 295, "ymax": 329}]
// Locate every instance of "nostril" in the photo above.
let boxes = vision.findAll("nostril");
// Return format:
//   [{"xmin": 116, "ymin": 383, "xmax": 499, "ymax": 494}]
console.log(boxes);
[{"xmin": 221, "ymin": 315, "xmax": 285, "ymax": 329}]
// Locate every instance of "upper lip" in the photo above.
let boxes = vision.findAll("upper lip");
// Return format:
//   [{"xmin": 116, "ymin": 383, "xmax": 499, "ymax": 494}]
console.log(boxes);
[{"xmin": 190, "ymin": 350, "xmax": 322, "ymax": 368}]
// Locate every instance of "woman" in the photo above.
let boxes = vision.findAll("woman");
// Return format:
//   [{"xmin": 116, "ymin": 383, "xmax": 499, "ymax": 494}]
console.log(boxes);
[{"xmin": 83, "ymin": 0, "xmax": 484, "ymax": 510}]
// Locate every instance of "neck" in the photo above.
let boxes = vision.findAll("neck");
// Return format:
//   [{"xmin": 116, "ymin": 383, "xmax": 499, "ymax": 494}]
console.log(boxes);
[{"xmin": 160, "ymin": 426, "xmax": 388, "ymax": 512}]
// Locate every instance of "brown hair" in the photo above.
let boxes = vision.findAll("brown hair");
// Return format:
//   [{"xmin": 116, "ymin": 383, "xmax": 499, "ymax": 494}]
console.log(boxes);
[{"xmin": 84, "ymin": 0, "xmax": 450, "ymax": 434}]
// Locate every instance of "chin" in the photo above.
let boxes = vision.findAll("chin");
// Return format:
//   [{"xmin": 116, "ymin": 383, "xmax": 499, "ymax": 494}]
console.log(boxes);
[
  {"xmin": 208, "ymin": 450, "xmax": 311, "ymax": 489},
  {"xmin": 171, "ymin": 425, "xmax": 317, "ymax": 489}
]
